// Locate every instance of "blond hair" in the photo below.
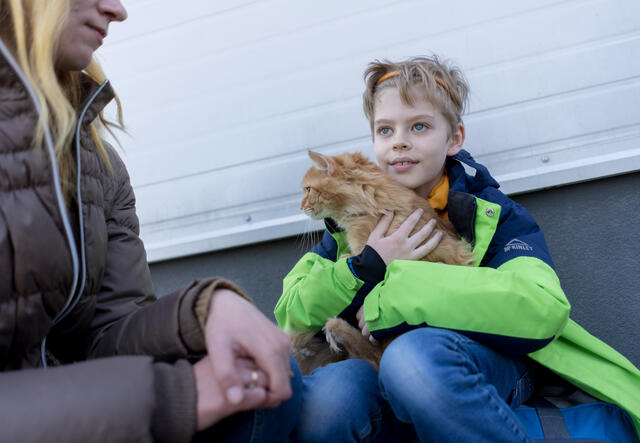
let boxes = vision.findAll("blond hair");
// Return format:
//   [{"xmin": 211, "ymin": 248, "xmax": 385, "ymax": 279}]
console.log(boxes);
[
  {"xmin": 363, "ymin": 56, "xmax": 469, "ymax": 136},
  {"xmin": 0, "ymin": 0, "xmax": 123, "ymax": 201}
]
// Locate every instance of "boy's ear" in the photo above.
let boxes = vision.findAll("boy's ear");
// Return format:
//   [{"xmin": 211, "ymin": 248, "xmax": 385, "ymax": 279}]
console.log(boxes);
[
  {"xmin": 447, "ymin": 123, "xmax": 465, "ymax": 157},
  {"xmin": 308, "ymin": 150, "xmax": 334, "ymax": 175}
]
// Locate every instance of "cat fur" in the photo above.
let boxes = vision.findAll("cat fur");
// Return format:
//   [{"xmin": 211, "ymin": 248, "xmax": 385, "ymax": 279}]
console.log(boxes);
[{"xmin": 290, "ymin": 150, "xmax": 474, "ymax": 375}]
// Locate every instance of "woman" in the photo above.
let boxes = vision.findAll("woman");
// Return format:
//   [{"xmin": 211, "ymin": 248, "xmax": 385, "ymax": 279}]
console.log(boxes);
[{"xmin": 0, "ymin": 0, "xmax": 301, "ymax": 441}]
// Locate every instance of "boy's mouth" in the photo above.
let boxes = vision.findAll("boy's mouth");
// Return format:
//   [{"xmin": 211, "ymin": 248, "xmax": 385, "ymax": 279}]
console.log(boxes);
[{"xmin": 390, "ymin": 157, "xmax": 418, "ymax": 172}]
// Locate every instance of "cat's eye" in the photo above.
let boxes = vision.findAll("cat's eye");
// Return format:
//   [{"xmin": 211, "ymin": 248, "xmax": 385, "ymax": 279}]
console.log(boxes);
[{"xmin": 305, "ymin": 187, "xmax": 311, "ymax": 193}]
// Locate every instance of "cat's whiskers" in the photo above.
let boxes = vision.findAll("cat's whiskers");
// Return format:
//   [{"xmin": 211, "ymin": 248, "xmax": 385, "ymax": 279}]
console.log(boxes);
[
  {"xmin": 296, "ymin": 218, "xmax": 322, "ymax": 254},
  {"xmin": 295, "ymin": 226, "xmax": 310, "ymax": 255},
  {"xmin": 310, "ymin": 227, "xmax": 321, "ymax": 251}
]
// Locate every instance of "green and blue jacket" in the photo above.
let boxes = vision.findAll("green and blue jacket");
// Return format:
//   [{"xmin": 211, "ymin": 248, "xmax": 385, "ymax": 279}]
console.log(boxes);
[{"xmin": 275, "ymin": 150, "xmax": 640, "ymax": 437}]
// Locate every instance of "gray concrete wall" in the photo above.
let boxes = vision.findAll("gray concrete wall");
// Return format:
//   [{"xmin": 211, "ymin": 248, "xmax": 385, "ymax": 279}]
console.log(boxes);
[{"xmin": 149, "ymin": 172, "xmax": 640, "ymax": 367}]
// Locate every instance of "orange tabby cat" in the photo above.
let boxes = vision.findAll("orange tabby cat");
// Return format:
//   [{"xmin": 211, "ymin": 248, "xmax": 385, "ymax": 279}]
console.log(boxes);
[{"xmin": 290, "ymin": 150, "xmax": 474, "ymax": 375}]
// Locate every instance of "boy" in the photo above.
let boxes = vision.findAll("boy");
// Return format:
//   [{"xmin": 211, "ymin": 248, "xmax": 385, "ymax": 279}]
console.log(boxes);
[{"xmin": 274, "ymin": 56, "xmax": 640, "ymax": 442}]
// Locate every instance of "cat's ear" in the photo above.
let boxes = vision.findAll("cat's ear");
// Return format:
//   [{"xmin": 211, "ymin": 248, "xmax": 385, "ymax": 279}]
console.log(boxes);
[{"xmin": 308, "ymin": 150, "xmax": 334, "ymax": 176}]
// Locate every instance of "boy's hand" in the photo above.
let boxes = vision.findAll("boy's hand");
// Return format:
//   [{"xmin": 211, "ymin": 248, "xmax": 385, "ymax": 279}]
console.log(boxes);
[
  {"xmin": 356, "ymin": 305, "xmax": 378, "ymax": 345},
  {"xmin": 367, "ymin": 209, "xmax": 443, "ymax": 265},
  {"xmin": 203, "ymin": 289, "xmax": 292, "ymax": 412}
]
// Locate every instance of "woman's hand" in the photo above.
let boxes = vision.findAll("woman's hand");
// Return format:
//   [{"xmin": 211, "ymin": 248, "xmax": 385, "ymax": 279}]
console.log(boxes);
[
  {"xmin": 203, "ymin": 289, "xmax": 292, "ymax": 412},
  {"xmin": 366, "ymin": 209, "xmax": 443, "ymax": 265},
  {"xmin": 193, "ymin": 356, "xmax": 270, "ymax": 430}
]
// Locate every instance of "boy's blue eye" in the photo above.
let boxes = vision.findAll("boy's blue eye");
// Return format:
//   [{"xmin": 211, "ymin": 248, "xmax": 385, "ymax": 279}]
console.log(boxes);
[
  {"xmin": 413, "ymin": 123, "xmax": 427, "ymax": 132},
  {"xmin": 378, "ymin": 127, "xmax": 392, "ymax": 136}
]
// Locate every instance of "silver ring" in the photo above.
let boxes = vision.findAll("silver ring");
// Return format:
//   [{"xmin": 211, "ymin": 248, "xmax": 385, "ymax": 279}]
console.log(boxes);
[{"xmin": 247, "ymin": 370, "xmax": 259, "ymax": 389}]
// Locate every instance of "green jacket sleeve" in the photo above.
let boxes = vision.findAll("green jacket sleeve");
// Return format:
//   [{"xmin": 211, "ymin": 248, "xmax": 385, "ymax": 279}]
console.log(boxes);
[
  {"xmin": 363, "ymin": 256, "xmax": 571, "ymax": 353},
  {"xmin": 274, "ymin": 252, "xmax": 364, "ymax": 332}
]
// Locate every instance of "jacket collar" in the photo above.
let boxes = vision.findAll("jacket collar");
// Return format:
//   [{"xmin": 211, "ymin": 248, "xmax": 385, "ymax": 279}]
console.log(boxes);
[
  {"xmin": 448, "ymin": 191, "xmax": 477, "ymax": 246},
  {"xmin": 77, "ymin": 74, "xmax": 115, "ymax": 125},
  {"xmin": 446, "ymin": 150, "xmax": 500, "ymax": 246},
  {"xmin": 448, "ymin": 149, "xmax": 500, "ymax": 194}
]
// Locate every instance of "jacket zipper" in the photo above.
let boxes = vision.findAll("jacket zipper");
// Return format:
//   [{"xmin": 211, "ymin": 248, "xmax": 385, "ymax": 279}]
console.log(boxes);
[
  {"xmin": 39, "ymin": 80, "xmax": 110, "ymax": 367},
  {"xmin": 54, "ymin": 80, "xmax": 110, "ymax": 324}
]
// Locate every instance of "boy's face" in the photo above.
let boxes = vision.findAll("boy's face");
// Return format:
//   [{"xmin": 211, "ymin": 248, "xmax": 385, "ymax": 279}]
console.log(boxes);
[{"xmin": 373, "ymin": 86, "xmax": 464, "ymax": 198}]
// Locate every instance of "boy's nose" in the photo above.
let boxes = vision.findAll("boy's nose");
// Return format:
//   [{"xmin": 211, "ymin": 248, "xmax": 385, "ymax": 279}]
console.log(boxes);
[{"xmin": 393, "ymin": 141, "xmax": 411, "ymax": 150}]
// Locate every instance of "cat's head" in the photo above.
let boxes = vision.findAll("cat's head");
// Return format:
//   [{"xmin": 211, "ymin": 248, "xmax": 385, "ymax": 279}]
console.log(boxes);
[{"xmin": 300, "ymin": 150, "xmax": 383, "ymax": 221}]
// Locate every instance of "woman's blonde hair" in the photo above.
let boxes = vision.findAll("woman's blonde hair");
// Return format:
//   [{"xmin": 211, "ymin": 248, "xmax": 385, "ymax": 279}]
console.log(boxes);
[
  {"xmin": 0, "ymin": 0, "xmax": 124, "ymax": 200},
  {"xmin": 363, "ymin": 55, "xmax": 469, "ymax": 137}
]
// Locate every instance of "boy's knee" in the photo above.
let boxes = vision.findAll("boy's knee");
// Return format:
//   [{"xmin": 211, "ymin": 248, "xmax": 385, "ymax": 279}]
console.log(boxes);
[
  {"xmin": 381, "ymin": 327, "xmax": 462, "ymax": 368},
  {"xmin": 304, "ymin": 359, "xmax": 379, "ymax": 406},
  {"xmin": 295, "ymin": 359, "xmax": 381, "ymax": 442},
  {"xmin": 379, "ymin": 328, "xmax": 470, "ymax": 402}
]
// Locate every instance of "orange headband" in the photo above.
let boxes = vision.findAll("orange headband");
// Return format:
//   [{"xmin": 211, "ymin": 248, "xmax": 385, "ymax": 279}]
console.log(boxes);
[{"xmin": 375, "ymin": 70, "xmax": 458, "ymax": 106}]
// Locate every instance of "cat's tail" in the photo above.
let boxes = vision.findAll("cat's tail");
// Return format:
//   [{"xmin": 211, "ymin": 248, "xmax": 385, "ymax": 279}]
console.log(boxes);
[{"xmin": 323, "ymin": 317, "xmax": 383, "ymax": 370}]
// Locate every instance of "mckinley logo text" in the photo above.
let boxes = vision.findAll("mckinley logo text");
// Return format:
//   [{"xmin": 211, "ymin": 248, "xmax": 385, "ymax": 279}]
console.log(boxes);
[{"xmin": 504, "ymin": 239, "xmax": 533, "ymax": 253}]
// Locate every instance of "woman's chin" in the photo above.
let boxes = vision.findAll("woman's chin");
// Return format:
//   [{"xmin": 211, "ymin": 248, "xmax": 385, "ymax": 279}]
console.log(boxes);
[{"xmin": 55, "ymin": 50, "xmax": 94, "ymax": 72}]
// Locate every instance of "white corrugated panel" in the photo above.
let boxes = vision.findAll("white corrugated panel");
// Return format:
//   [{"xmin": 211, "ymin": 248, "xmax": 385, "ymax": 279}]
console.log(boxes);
[{"xmin": 98, "ymin": 0, "xmax": 640, "ymax": 262}]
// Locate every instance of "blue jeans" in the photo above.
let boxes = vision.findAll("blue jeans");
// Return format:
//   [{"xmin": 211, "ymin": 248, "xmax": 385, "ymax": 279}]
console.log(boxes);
[
  {"xmin": 295, "ymin": 327, "xmax": 536, "ymax": 442},
  {"xmin": 193, "ymin": 356, "xmax": 303, "ymax": 443}
]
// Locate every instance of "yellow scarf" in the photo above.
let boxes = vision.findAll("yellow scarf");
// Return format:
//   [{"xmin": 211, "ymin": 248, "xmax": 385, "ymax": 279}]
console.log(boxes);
[{"xmin": 427, "ymin": 171, "xmax": 449, "ymax": 219}]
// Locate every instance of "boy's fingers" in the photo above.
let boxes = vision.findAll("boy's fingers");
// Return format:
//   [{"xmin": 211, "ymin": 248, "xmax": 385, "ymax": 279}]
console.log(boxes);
[
  {"xmin": 414, "ymin": 230, "xmax": 443, "ymax": 260},
  {"xmin": 396, "ymin": 208, "xmax": 424, "ymax": 236},
  {"xmin": 361, "ymin": 322, "xmax": 370, "ymax": 338},
  {"xmin": 409, "ymin": 219, "xmax": 437, "ymax": 245},
  {"xmin": 356, "ymin": 305, "xmax": 365, "ymax": 329},
  {"xmin": 371, "ymin": 211, "xmax": 394, "ymax": 238}
]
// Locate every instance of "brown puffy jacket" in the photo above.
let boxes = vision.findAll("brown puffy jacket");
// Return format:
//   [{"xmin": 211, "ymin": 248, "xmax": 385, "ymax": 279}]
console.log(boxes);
[{"xmin": 0, "ymin": 39, "xmax": 239, "ymax": 442}]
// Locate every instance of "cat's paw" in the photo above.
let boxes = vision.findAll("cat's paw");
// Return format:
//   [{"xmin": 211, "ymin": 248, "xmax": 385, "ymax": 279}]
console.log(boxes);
[{"xmin": 323, "ymin": 318, "xmax": 349, "ymax": 353}]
